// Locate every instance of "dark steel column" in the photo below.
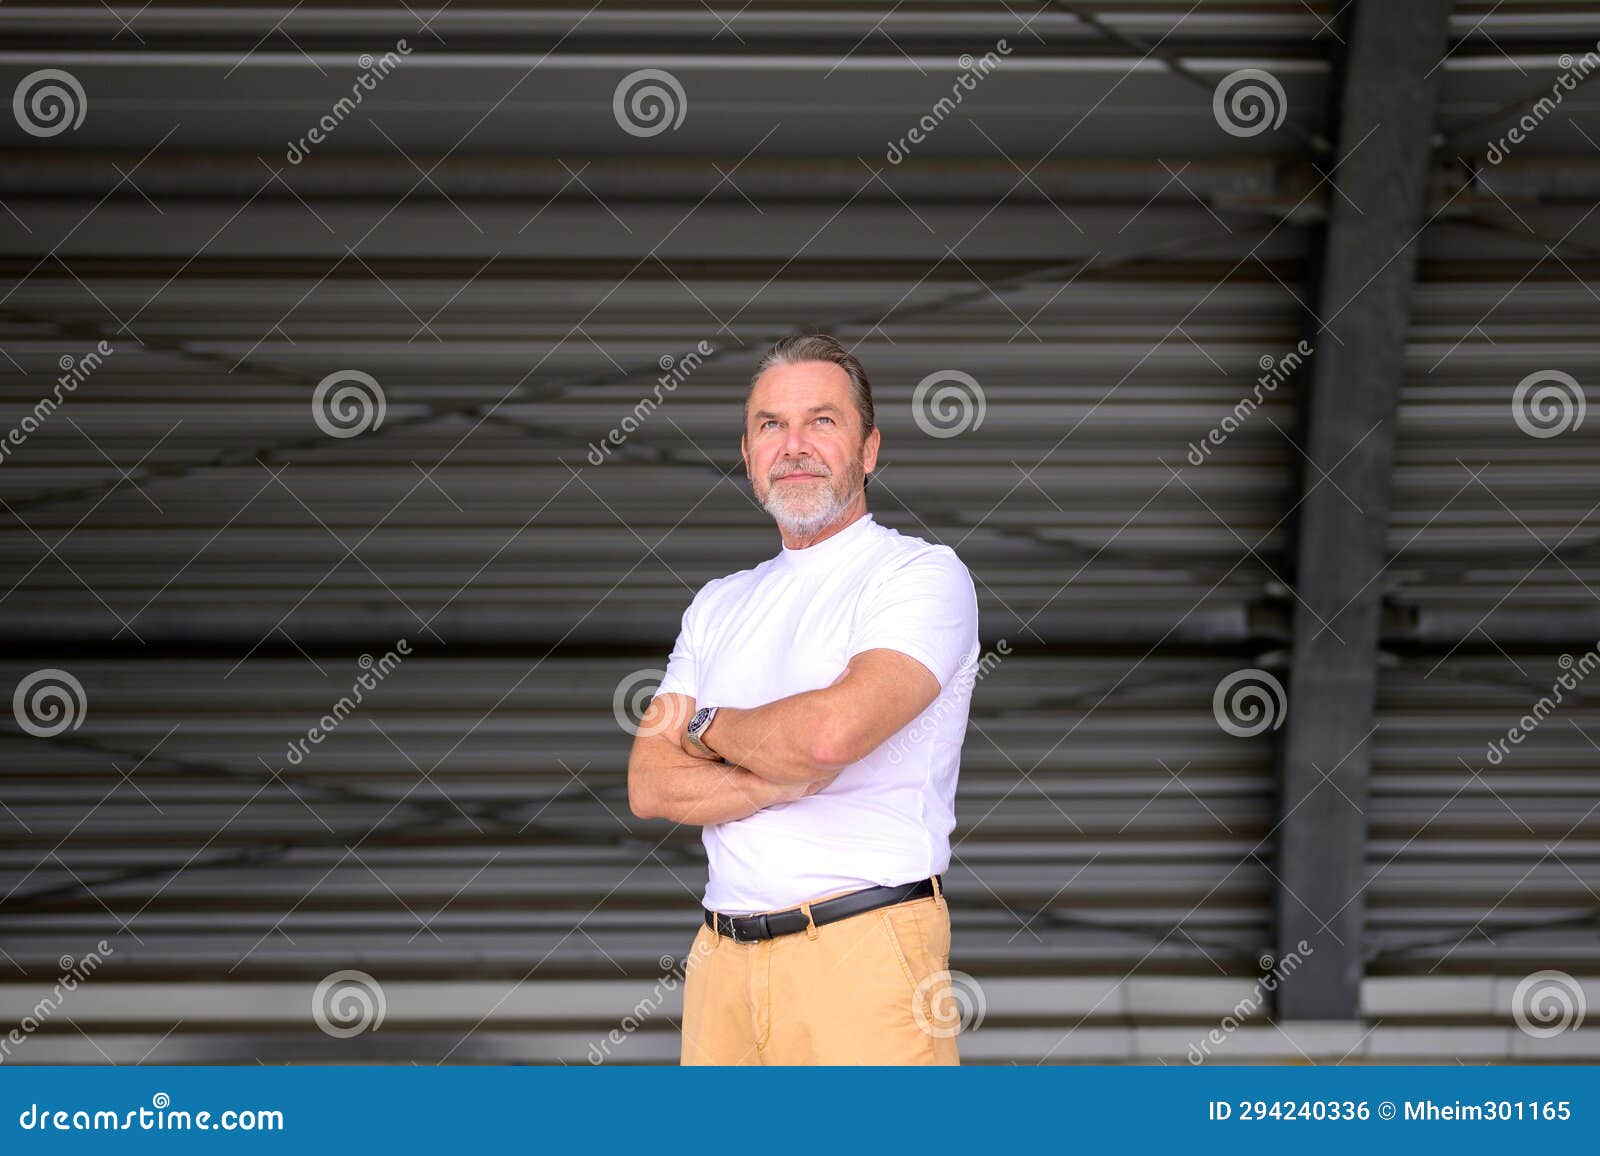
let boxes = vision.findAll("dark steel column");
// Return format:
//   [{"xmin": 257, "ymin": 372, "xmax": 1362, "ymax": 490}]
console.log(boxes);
[{"xmin": 1274, "ymin": 0, "xmax": 1456, "ymax": 1019}]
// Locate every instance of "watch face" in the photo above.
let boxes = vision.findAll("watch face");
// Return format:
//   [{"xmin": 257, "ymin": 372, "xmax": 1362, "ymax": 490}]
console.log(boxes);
[{"xmin": 689, "ymin": 707, "xmax": 712, "ymax": 733}]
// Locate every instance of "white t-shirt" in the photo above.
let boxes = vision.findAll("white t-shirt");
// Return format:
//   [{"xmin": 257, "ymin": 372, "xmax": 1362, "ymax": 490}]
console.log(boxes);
[{"xmin": 654, "ymin": 511, "xmax": 980, "ymax": 914}]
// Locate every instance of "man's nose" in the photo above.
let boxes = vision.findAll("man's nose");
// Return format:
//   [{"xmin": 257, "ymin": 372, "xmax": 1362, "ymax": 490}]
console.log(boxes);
[
  {"xmin": 781, "ymin": 423, "xmax": 813, "ymax": 455},
  {"xmin": 776, "ymin": 453, "xmax": 815, "ymax": 476}
]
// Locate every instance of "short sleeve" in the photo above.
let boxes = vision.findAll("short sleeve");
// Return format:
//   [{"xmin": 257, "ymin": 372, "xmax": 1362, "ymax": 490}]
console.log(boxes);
[
  {"xmin": 847, "ymin": 548, "xmax": 978, "ymax": 690},
  {"xmin": 654, "ymin": 595, "xmax": 700, "ymax": 702}
]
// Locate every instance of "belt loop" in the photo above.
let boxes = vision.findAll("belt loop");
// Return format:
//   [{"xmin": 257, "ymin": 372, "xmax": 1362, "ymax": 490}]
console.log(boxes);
[
  {"xmin": 800, "ymin": 900, "xmax": 818, "ymax": 940},
  {"xmin": 931, "ymin": 873, "xmax": 946, "ymax": 911}
]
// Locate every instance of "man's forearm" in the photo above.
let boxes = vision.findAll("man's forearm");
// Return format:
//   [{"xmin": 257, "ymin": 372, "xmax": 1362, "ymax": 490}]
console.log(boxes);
[
  {"xmin": 701, "ymin": 692, "xmax": 844, "ymax": 785},
  {"xmin": 629, "ymin": 736, "xmax": 806, "ymax": 824},
  {"xmin": 693, "ymin": 650, "xmax": 943, "ymax": 785}
]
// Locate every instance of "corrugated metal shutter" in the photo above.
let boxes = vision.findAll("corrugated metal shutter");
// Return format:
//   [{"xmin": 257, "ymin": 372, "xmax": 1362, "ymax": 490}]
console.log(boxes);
[{"xmin": 2, "ymin": 0, "xmax": 1598, "ymax": 1064}]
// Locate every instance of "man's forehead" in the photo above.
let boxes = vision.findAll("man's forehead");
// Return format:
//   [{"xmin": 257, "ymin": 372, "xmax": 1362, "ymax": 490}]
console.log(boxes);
[
  {"xmin": 751, "ymin": 359, "xmax": 851, "ymax": 395},
  {"xmin": 749, "ymin": 367, "xmax": 850, "ymax": 410},
  {"xmin": 750, "ymin": 400, "xmax": 846, "ymax": 420}
]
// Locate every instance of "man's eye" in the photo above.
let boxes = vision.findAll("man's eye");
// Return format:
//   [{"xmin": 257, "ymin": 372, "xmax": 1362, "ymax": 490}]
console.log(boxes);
[
  {"xmin": 762, "ymin": 420, "xmax": 778, "ymax": 430},
  {"xmin": 816, "ymin": 416, "xmax": 834, "ymax": 425}
]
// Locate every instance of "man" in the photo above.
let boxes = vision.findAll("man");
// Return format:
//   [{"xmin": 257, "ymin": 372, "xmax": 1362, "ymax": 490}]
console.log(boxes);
[{"xmin": 627, "ymin": 333, "xmax": 980, "ymax": 1065}]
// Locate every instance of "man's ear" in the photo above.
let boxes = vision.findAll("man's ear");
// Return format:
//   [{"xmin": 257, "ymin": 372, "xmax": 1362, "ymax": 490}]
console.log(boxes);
[{"xmin": 862, "ymin": 425, "xmax": 882, "ymax": 475}]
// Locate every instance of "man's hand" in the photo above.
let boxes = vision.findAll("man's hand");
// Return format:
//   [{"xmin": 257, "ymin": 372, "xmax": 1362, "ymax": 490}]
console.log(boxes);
[{"xmin": 764, "ymin": 773, "xmax": 836, "ymax": 803}]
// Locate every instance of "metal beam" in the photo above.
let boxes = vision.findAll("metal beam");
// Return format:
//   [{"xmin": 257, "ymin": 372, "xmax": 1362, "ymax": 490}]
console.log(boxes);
[{"xmin": 1272, "ymin": 0, "xmax": 1455, "ymax": 1020}]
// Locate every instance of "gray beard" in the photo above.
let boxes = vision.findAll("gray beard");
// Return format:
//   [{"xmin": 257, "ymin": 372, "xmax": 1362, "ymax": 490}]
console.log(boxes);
[
  {"xmin": 760, "ymin": 461, "xmax": 861, "ymax": 538},
  {"xmin": 766, "ymin": 486, "xmax": 850, "ymax": 538}
]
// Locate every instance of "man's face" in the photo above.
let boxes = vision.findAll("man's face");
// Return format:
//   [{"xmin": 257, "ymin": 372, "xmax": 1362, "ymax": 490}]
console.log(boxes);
[{"xmin": 742, "ymin": 360, "xmax": 880, "ymax": 539}]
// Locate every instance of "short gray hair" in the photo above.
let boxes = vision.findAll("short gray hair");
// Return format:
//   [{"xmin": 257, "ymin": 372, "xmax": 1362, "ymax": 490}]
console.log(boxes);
[{"xmin": 746, "ymin": 333, "xmax": 875, "ymax": 438}]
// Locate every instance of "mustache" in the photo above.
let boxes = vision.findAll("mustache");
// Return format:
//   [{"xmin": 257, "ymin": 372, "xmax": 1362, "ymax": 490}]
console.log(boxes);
[{"xmin": 769, "ymin": 464, "xmax": 830, "ymax": 480}]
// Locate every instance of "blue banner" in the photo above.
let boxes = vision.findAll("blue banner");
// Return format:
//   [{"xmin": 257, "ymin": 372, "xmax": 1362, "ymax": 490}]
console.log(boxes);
[{"xmin": 3, "ymin": 1065, "xmax": 1597, "ymax": 1153}]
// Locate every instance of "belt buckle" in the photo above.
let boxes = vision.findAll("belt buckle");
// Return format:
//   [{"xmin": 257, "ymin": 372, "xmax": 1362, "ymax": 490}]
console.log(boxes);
[{"xmin": 729, "ymin": 912, "xmax": 769, "ymax": 943}]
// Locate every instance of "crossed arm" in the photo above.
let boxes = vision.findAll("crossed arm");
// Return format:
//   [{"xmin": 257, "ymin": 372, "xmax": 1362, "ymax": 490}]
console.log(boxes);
[{"xmin": 626, "ymin": 648, "xmax": 941, "ymax": 824}]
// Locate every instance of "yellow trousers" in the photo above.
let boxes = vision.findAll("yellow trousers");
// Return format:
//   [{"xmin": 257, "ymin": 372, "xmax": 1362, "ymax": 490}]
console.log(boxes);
[{"xmin": 680, "ymin": 879, "xmax": 961, "ymax": 1065}]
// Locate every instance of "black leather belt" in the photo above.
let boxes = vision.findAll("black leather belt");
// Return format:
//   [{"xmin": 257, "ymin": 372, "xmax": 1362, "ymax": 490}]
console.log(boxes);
[{"xmin": 703, "ymin": 875, "xmax": 941, "ymax": 943}]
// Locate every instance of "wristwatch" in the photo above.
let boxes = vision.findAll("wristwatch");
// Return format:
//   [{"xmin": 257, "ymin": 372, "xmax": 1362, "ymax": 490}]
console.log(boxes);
[{"xmin": 685, "ymin": 705, "xmax": 720, "ymax": 757}]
